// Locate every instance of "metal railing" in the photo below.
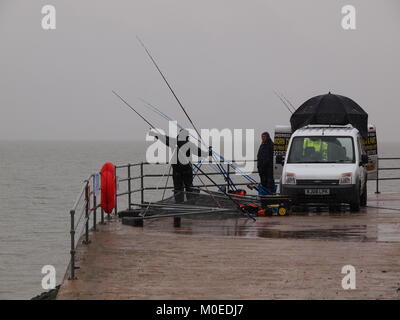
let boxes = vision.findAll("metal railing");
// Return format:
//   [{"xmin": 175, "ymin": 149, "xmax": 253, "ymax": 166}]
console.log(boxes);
[
  {"xmin": 115, "ymin": 161, "xmax": 258, "ymax": 209},
  {"xmin": 114, "ymin": 158, "xmax": 400, "ymax": 209},
  {"xmin": 68, "ymin": 174, "xmax": 104, "ymax": 280},
  {"xmin": 67, "ymin": 156, "xmax": 400, "ymax": 280},
  {"xmin": 374, "ymin": 157, "xmax": 400, "ymax": 193}
]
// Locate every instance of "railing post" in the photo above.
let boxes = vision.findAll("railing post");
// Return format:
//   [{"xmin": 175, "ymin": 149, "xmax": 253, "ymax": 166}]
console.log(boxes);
[
  {"xmin": 69, "ymin": 209, "xmax": 76, "ymax": 280},
  {"xmin": 128, "ymin": 164, "xmax": 132, "ymax": 210},
  {"xmin": 140, "ymin": 162, "xmax": 144, "ymax": 204},
  {"xmin": 83, "ymin": 182, "xmax": 90, "ymax": 244},
  {"xmin": 375, "ymin": 158, "xmax": 380, "ymax": 194},
  {"xmin": 114, "ymin": 166, "xmax": 118, "ymax": 216},
  {"xmin": 99, "ymin": 171, "xmax": 105, "ymax": 224},
  {"xmin": 227, "ymin": 163, "xmax": 230, "ymax": 188},
  {"xmin": 93, "ymin": 175, "xmax": 97, "ymax": 231}
]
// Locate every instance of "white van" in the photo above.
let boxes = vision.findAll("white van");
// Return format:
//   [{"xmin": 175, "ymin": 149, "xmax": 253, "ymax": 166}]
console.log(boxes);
[{"xmin": 275, "ymin": 124, "xmax": 371, "ymax": 211}]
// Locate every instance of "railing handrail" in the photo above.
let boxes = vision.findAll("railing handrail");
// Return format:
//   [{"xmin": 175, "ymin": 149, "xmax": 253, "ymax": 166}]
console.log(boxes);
[
  {"xmin": 70, "ymin": 175, "xmax": 92, "ymax": 212},
  {"xmin": 114, "ymin": 157, "xmax": 400, "ymax": 170},
  {"xmin": 378, "ymin": 157, "xmax": 400, "ymax": 160}
]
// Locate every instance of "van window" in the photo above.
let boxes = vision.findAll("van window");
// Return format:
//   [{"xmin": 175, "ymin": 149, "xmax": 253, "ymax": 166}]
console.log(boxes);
[{"xmin": 287, "ymin": 136, "xmax": 355, "ymax": 163}]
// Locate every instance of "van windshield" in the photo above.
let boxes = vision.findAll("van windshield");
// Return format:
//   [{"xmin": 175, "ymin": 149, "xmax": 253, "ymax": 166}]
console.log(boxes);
[{"xmin": 287, "ymin": 136, "xmax": 355, "ymax": 163}]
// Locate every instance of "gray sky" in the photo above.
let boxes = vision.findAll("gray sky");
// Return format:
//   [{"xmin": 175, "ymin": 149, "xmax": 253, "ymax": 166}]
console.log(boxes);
[{"xmin": 0, "ymin": 0, "xmax": 399, "ymax": 142}]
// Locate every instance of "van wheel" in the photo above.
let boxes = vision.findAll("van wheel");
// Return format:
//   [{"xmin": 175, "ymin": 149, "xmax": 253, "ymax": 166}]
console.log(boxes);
[
  {"xmin": 360, "ymin": 183, "xmax": 367, "ymax": 207},
  {"xmin": 350, "ymin": 193, "xmax": 360, "ymax": 212},
  {"xmin": 329, "ymin": 205, "xmax": 340, "ymax": 212}
]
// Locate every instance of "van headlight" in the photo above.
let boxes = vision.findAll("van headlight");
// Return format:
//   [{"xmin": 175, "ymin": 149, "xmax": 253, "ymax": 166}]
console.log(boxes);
[
  {"xmin": 285, "ymin": 173, "xmax": 296, "ymax": 185},
  {"xmin": 339, "ymin": 172, "xmax": 352, "ymax": 184}
]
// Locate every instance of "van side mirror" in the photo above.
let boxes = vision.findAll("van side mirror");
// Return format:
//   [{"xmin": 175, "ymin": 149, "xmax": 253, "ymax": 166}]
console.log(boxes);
[
  {"xmin": 361, "ymin": 154, "xmax": 369, "ymax": 165},
  {"xmin": 276, "ymin": 155, "xmax": 284, "ymax": 165}
]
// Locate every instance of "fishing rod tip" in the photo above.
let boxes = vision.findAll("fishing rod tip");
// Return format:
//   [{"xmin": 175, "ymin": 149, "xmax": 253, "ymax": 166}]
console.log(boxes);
[{"xmin": 136, "ymin": 35, "xmax": 145, "ymax": 46}]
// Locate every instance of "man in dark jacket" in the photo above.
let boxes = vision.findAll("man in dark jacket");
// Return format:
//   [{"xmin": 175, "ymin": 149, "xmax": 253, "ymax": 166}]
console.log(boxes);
[
  {"xmin": 257, "ymin": 131, "xmax": 275, "ymax": 193},
  {"xmin": 151, "ymin": 129, "xmax": 203, "ymax": 203}
]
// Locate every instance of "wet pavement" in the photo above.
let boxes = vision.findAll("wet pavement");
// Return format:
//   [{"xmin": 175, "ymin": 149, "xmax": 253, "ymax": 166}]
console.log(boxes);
[
  {"xmin": 57, "ymin": 192, "xmax": 400, "ymax": 299},
  {"xmin": 141, "ymin": 193, "xmax": 400, "ymax": 243}
]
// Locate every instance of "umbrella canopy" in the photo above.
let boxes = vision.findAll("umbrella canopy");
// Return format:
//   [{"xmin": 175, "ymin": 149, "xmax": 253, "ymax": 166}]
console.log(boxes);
[{"xmin": 290, "ymin": 92, "xmax": 368, "ymax": 138}]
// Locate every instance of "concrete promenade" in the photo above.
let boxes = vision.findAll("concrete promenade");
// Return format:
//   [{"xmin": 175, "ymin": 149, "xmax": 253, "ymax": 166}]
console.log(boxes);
[{"xmin": 58, "ymin": 192, "xmax": 400, "ymax": 299}]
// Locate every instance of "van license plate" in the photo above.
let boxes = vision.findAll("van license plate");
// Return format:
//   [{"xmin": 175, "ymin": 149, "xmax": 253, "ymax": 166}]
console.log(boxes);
[{"xmin": 305, "ymin": 189, "xmax": 330, "ymax": 195}]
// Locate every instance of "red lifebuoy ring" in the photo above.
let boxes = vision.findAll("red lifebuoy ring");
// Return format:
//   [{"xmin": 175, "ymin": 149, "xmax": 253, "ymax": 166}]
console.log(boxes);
[{"xmin": 101, "ymin": 162, "xmax": 116, "ymax": 214}]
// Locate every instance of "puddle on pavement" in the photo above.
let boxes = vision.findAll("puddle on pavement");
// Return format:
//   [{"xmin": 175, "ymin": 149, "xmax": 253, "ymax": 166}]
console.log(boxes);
[
  {"xmin": 142, "ymin": 214, "xmax": 376, "ymax": 242},
  {"xmin": 138, "ymin": 206, "xmax": 400, "ymax": 242},
  {"xmin": 172, "ymin": 222, "xmax": 372, "ymax": 242},
  {"xmin": 255, "ymin": 226, "xmax": 370, "ymax": 241}
]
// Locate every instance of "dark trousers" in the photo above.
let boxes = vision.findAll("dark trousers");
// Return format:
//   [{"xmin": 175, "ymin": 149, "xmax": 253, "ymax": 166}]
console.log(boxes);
[
  {"xmin": 259, "ymin": 171, "xmax": 275, "ymax": 193},
  {"xmin": 172, "ymin": 168, "xmax": 194, "ymax": 203}
]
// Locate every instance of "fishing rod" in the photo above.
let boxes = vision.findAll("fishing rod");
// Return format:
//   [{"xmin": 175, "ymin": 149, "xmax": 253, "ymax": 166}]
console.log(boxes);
[
  {"xmin": 112, "ymin": 90, "xmax": 224, "ymax": 209},
  {"xmin": 139, "ymin": 98, "xmax": 239, "ymax": 191},
  {"xmin": 137, "ymin": 38, "xmax": 243, "ymax": 192},
  {"xmin": 112, "ymin": 91, "xmax": 223, "ymax": 205},
  {"xmin": 140, "ymin": 98, "xmax": 264, "ymax": 187},
  {"xmin": 280, "ymin": 92, "xmax": 296, "ymax": 112},
  {"xmin": 112, "ymin": 90, "xmax": 157, "ymax": 129},
  {"xmin": 137, "ymin": 38, "xmax": 268, "ymax": 194},
  {"xmin": 136, "ymin": 37, "xmax": 235, "ymax": 185},
  {"xmin": 192, "ymin": 163, "xmax": 256, "ymax": 221},
  {"xmin": 112, "ymin": 91, "xmax": 177, "ymax": 165},
  {"xmin": 112, "ymin": 89, "xmax": 178, "ymax": 210},
  {"xmin": 138, "ymin": 97, "xmax": 236, "ymax": 186},
  {"xmin": 135, "ymin": 98, "xmax": 222, "ymax": 187},
  {"xmin": 137, "ymin": 98, "xmax": 204, "ymax": 149},
  {"xmin": 273, "ymin": 90, "xmax": 293, "ymax": 114},
  {"xmin": 139, "ymin": 97, "xmax": 269, "ymax": 193},
  {"xmin": 137, "ymin": 36, "xmax": 202, "ymax": 140}
]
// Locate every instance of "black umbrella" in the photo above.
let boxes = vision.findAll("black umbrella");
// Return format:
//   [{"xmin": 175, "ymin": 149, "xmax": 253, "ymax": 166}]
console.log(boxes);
[{"xmin": 290, "ymin": 92, "xmax": 368, "ymax": 138}]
